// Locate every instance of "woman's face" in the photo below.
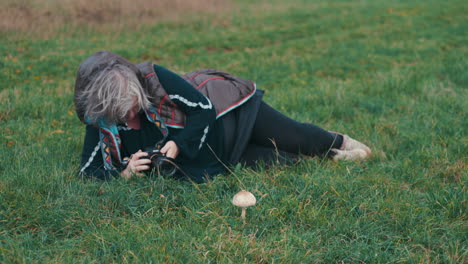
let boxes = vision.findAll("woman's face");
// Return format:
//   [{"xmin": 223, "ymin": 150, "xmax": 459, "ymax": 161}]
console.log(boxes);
[{"xmin": 126, "ymin": 97, "xmax": 140, "ymax": 121}]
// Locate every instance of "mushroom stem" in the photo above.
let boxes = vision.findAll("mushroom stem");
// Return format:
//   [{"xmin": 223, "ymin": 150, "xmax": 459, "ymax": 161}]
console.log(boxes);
[{"xmin": 241, "ymin": 207, "xmax": 247, "ymax": 219}]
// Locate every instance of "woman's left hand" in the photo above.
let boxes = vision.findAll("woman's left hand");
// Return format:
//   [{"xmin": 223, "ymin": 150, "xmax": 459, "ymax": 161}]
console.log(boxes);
[{"xmin": 160, "ymin": 140, "xmax": 180, "ymax": 159}]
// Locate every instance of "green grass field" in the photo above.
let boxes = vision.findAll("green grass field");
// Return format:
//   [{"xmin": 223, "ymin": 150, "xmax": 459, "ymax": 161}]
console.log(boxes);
[{"xmin": 1, "ymin": 0, "xmax": 467, "ymax": 262}]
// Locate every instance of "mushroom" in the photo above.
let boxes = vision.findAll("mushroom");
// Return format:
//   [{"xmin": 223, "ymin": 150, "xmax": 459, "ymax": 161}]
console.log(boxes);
[{"xmin": 232, "ymin": 190, "xmax": 256, "ymax": 222}]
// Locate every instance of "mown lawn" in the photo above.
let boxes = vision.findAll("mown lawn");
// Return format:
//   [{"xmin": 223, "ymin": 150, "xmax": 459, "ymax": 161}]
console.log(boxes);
[{"xmin": 1, "ymin": 0, "xmax": 466, "ymax": 263}]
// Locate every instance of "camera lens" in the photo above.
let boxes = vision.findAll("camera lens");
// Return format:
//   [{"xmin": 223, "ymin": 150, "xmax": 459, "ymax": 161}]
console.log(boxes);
[{"xmin": 155, "ymin": 158, "xmax": 177, "ymax": 177}]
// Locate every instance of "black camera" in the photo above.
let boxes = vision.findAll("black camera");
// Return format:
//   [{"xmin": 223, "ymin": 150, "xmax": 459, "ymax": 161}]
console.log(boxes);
[{"xmin": 141, "ymin": 146, "xmax": 177, "ymax": 177}]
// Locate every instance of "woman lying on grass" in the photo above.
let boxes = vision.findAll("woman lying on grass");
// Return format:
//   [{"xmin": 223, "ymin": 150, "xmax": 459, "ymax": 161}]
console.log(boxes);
[{"xmin": 74, "ymin": 51, "xmax": 372, "ymax": 183}]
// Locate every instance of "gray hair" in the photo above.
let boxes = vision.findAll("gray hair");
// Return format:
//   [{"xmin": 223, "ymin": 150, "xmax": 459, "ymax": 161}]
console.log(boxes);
[{"xmin": 77, "ymin": 64, "xmax": 151, "ymax": 125}]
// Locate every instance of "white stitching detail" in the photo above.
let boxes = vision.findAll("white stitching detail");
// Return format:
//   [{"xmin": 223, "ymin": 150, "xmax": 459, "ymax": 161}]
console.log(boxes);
[
  {"xmin": 118, "ymin": 125, "xmax": 132, "ymax": 131},
  {"xmin": 169, "ymin": 94, "xmax": 212, "ymax": 109},
  {"xmin": 79, "ymin": 142, "xmax": 100, "ymax": 175},
  {"xmin": 198, "ymin": 126, "xmax": 209, "ymax": 149}
]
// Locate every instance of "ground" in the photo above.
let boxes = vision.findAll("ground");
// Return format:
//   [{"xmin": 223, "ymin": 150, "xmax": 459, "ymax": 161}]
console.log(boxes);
[{"xmin": 0, "ymin": 0, "xmax": 466, "ymax": 263}]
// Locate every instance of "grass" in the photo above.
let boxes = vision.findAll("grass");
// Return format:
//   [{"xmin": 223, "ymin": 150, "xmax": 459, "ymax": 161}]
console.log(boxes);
[
  {"xmin": 1, "ymin": 0, "xmax": 467, "ymax": 262},
  {"xmin": 0, "ymin": 0, "xmax": 232, "ymax": 35}
]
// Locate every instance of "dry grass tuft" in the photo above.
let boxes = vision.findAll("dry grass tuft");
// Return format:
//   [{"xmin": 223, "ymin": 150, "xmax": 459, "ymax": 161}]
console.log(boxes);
[{"xmin": 0, "ymin": 0, "xmax": 233, "ymax": 35}]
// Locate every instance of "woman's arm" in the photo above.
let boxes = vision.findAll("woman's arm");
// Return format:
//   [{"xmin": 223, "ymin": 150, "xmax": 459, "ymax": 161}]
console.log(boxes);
[
  {"xmin": 154, "ymin": 65, "xmax": 216, "ymax": 160},
  {"xmin": 78, "ymin": 125, "xmax": 121, "ymax": 180}
]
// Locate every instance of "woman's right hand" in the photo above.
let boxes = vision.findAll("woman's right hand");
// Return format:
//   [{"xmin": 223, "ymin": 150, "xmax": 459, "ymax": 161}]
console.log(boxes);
[{"xmin": 120, "ymin": 150, "xmax": 151, "ymax": 179}]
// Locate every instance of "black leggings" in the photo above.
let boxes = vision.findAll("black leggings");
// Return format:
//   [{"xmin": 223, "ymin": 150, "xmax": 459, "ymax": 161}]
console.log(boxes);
[{"xmin": 240, "ymin": 102, "xmax": 343, "ymax": 166}]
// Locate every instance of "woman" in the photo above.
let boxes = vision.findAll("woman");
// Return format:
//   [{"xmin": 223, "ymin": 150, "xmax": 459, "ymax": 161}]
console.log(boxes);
[{"xmin": 75, "ymin": 51, "xmax": 371, "ymax": 183}]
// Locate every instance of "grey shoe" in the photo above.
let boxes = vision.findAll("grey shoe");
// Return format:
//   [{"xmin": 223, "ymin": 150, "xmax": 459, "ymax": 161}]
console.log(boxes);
[
  {"xmin": 332, "ymin": 148, "xmax": 368, "ymax": 161},
  {"xmin": 341, "ymin": 135, "xmax": 372, "ymax": 156}
]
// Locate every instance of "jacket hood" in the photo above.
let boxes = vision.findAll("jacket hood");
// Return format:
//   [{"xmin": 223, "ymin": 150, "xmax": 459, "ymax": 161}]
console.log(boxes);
[{"xmin": 74, "ymin": 50, "xmax": 145, "ymax": 123}]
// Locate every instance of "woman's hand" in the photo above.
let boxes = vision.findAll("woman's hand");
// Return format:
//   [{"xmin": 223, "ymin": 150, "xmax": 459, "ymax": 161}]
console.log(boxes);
[
  {"xmin": 120, "ymin": 150, "xmax": 151, "ymax": 180},
  {"xmin": 160, "ymin": 140, "xmax": 180, "ymax": 159}
]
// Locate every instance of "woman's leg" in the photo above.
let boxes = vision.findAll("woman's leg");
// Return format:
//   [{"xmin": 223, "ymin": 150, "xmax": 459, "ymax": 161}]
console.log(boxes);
[
  {"xmin": 239, "ymin": 143, "xmax": 299, "ymax": 167},
  {"xmin": 248, "ymin": 102, "xmax": 343, "ymax": 157}
]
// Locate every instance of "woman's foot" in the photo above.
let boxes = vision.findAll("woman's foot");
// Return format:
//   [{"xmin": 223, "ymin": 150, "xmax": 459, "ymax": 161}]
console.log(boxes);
[
  {"xmin": 341, "ymin": 135, "xmax": 372, "ymax": 156},
  {"xmin": 330, "ymin": 134, "xmax": 372, "ymax": 161},
  {"xmin": 331, "ymin": 148, "xmax": 368, "ymax": 161}
]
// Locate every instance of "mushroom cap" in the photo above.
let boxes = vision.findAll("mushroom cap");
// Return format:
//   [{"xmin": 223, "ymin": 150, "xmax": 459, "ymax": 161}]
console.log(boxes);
[{"xmin": 232, "ymin": 190, "xmax": 256, "ymax": 208}]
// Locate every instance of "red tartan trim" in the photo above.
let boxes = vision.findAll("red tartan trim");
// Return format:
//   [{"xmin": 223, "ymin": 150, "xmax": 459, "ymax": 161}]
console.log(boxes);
[
  {"xmin": 165, "ymin": 122, "xmax": 185, "ymax": 128},
  {"xmin": 145, "ymin": 72, "xmax": 155, "ymax": 78},
  {"xmin": 216, "ymin": 81, "xmax": 257, "ymax": 118},
  {"xmin": 196, "ymin": 77, "xmax": 225, "ymax": 89},
  {"xmin": 159, "ymin": 95, "xmax": 168, "ymax": 115},
  {"xmin": 171, "ymin": 107, "xmax": 175, "ymax": 124},
  {"xmin": 184, "ymin": 72, "xmax": 203, "ymax": 81}
]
